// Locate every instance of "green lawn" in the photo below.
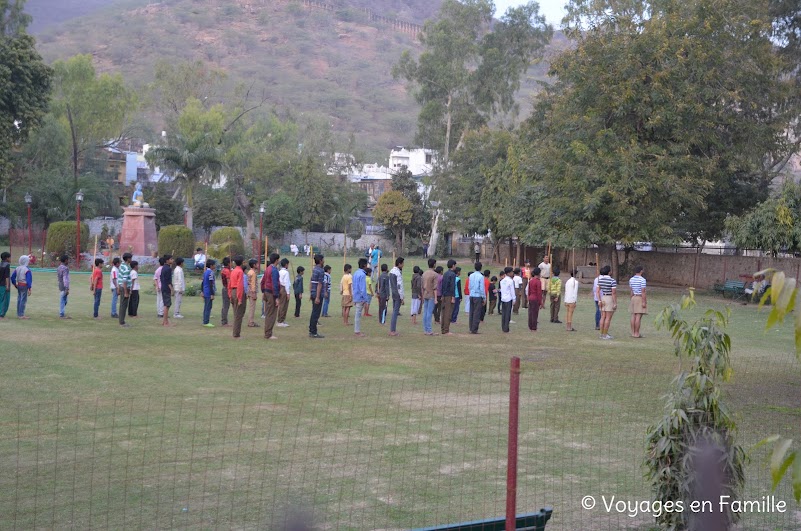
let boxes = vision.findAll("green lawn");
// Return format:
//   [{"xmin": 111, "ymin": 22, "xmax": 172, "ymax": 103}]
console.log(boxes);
[{"xmin": 0, "ymin": 256, "xmax": 799, "ymax": 530}]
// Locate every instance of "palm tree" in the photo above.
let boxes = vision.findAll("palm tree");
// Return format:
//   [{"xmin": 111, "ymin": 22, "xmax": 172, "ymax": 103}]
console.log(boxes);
[{"xmin": 145, "ymin": 133, "xmax": 223, "ymax": 230}]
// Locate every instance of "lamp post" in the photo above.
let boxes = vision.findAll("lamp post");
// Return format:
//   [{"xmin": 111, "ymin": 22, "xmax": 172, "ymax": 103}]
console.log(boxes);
[
  {"xmin": 75, "ymin": 190, "xmax": 84, "ymax": 266},
  {"xmin": 24, "ymin": 192, "xmax": 32, "ymax": 256},
  {"xmin": 183, "ymin": 205, "xmax": 189, "ymax": 227},
  {"xmin": 258, "ymin": 203, "xmax": 265, "ymax": 273}
]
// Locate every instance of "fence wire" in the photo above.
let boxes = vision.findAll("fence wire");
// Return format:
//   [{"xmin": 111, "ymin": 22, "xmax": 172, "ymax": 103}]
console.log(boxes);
[{"xmin": 1, "ymin": 358, "xmax": 798, "ymax": 530}]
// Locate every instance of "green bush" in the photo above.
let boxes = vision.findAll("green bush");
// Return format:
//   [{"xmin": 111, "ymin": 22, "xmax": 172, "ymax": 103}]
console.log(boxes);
[
  {"xmin": 210, "ymin": 227, "xmax": 244, "ymax": 257},
  {"xmin": 158, "ymin": 225, "xmax": 194, "ymax": 257},
  {"xmin": 46, "ymin": 221, "xmax": 89, "ymax": 256},
  {"xmin": 184, "ymin": 282, "xmax": 202, "ymax": 297}
]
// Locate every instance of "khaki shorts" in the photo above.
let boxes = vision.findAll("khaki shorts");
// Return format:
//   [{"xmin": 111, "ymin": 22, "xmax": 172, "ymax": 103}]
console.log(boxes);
[
  {"xmin": 342, "ymin": 295, "xmax": 353, "ymax": 308},
  {"xmin": 629, "ymin": 295, "xmax": 647, "ymax": 315},
  {"xmin": 600, "ymin": 295, "xmax": 616, "ymax": 312}
]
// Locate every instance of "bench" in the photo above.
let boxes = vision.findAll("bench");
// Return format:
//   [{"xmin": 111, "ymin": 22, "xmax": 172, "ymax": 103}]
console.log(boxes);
[
  {"xmin": 713, "ymin": 280, "xmax": 747, "ymax": 301},
  {"xmin": 412, "ymin": 508, "xmax": 552, "ymax": 531}
]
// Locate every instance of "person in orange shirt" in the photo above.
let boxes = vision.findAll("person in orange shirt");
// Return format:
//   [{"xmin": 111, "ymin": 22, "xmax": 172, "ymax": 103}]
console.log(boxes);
[{"xmin": 228, "ymin": 256, "xmax": 247, "ymax": 338}]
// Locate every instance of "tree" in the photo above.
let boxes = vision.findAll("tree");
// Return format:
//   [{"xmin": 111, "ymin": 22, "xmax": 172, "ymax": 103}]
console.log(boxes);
[
  {"xmin": 193, "ymin": 186, "xmax": 240, "ymax": 239},
  {"xmin": 50, "ymin": 55, "xmax": 139, "ymax": 186},
  {"xmin": 289, "ymin": 155, "xmax": 337, "ymax": 234},
  {"xmin": 725, "ymin": 180, "xmax": 801, "ymax": 256},
  {"xmin": 521, "ymin": 0, "xmax": 792, "ymax": 272},
  {"xmin": 390, "ymin": 167, "xmax": 429, "ymax": 242},
  {"xmin": 325, "ymin": 182, "xmax": 369, "ymax": 252},
  {"xmin": 149, "ymin": 59, "xmax": 226, "ymax": 124},
  {"xmin": 393, "ymin": 0, "xmax": 552, "ymax": 256},
  {"xmin": 263, "ymin": 191, "xmax": 301, "ymax": 240},
  {"xmin": 0, "ymin": 0, "xmax": 52, "ymax": 191},
  {"xmin": 150, "ymin": 183, "xmax": 184, "ymax": 231},
  {"xmin": 374, "ymin": 191, "xmax": 413, "ymax": 252}
]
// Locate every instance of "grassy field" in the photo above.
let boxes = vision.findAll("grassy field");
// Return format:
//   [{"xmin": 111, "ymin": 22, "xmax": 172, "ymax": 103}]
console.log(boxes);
[{"xmin": 0, "ymin": 256, "xmax": 799, "ymax": 530}]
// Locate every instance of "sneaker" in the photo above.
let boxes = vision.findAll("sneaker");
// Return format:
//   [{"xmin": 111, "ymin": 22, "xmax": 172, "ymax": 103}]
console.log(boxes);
[
  {"xmin": 204, "ymin": 323, "xmax": 215, "ymax": 328},
  {"xmin": 277, "ymin": 322, "xmax": 289, "ymax": 327},
  {"xmin": 554, "ymin": 320, "xmax": 562, "ymax": 324},
  {"xmin": 111, "ymin": 314, "xmax": 119, "ymax": 318},
  {"xmin": 509, "ymin": 320, "xmax": 516, "ymax": 324},
  {"xmin": 174, "ymin": 314, "xmax": 184, "ymax": 319},
  {"xmin": 309, "ymin": 333, "xmax": 325, "ymax": 338},
  {"xmin": 606, "ymin": 334, "xmax": 614, "ymax": 340}
]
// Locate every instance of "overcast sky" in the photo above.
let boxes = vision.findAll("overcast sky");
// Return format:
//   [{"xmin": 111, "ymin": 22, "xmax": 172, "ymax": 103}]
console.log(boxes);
[{"xmin": 494, "ymin": 0, "xmax": 567, "ymax": 26}]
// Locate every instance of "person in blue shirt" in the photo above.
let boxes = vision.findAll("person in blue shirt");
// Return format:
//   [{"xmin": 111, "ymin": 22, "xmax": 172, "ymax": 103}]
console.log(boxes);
[
  {"xmin": 11, "ymin": 255, "xmax": 33, "ymax": 319},
  {"xmin": 352, "ymin": 258, "xmax": 369, "ymax": 337},
  {"xmin": 201, "ymin": 259, "xmax": 216, "ymax": 327},
  {"xmin": 322, "ymin": 265, "xmax": 332, "ymax": 317},
  {"xmin": 370, "ymin": 246, "xmax": 381, "ymax": 279},
  {"xmin": 468, "ymin": 262, "xmax": 487, "ymax": 334}
]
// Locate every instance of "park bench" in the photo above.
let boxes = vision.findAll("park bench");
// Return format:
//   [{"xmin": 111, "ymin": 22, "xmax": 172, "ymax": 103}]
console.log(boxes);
[
  {"xmin": 280, "ymin": 244, "xmax": 291, "ymax": 254},
  {"xmin": 412, "ymin": 507, "xmax": 552, "ymax": 531},
  {"xmin": 713, "ymin": 279, "xmax": 748, "ymax": 301}
]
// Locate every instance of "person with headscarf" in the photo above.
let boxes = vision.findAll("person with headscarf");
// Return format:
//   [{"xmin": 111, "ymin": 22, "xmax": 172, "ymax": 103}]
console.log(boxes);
[{"xmin": 10, "ymin": 255, "xmax": 33, "ymax": 319}]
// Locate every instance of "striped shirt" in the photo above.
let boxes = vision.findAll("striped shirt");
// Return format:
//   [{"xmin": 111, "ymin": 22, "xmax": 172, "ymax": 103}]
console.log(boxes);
[
  {"xmin": 629, "ymin": 275, "xmax": 646, "ymax": 295},
  {"xmin": 118, "ymin": 262, "xmax": 131, "ymax": 289},
  {"xmin": 597, "ymin": 275, "xmax": 617, "ymax": 296}
]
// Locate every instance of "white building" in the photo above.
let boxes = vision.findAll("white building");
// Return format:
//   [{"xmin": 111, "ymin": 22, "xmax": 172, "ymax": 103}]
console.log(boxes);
[{"xmin": 389, "ymin": 147, "xmax": 437, "ymax": 177}]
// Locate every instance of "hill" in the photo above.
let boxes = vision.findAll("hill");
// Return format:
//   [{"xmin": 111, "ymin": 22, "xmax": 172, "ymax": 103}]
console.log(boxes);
[{"xmin": 27, "ymin": 0, "xmax": 567, "ymax": 159}]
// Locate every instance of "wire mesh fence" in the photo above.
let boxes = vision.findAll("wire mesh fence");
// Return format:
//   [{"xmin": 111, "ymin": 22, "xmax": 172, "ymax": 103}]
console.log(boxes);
[{"xmin": 1, "ymin": 356, "xmax": 798, "ymax": 530}]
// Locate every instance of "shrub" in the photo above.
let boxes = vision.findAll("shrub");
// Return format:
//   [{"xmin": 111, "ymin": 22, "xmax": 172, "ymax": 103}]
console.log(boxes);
[
  {"xmin": 46, "ymin": 221, "xmax": 89, "ymax": 256},
  {"xmin": 184, "ymin": 282, "xmax": 202, "ymax": 297},
  {"xmin": 158, "ymin": 225, "xmax": 194, "ymax": 257},
  {"xmin": 210, "ymin": 227, "xmax": 245, "ymax": 257}
]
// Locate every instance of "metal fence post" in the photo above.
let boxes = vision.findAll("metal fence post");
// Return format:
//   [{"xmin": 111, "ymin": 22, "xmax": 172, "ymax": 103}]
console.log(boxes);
[{"xmin": 506, "ymin": 356, "xmax": 521, "ymax": 530}]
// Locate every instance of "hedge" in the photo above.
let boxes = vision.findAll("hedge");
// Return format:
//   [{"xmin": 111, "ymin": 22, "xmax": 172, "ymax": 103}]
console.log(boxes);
[
  {"xmin": 46, "ymin": 221, "xmax": 89, "ymax": 256},
  {"xmin": 158, "ymin": 225, "xmax": 194, "ymax": 257},
  {"xmin": 210, "ymin": 227, "xmax": 245, "ymax": 257}
]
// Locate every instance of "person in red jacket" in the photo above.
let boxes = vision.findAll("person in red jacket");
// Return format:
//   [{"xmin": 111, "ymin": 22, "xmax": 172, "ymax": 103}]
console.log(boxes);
[
  {"xmin": 228, "ymin": 256, "xmax": 246, "ymax": 338},
  {"xmin": 527, "ymin": 267, "xmax": 543, "ymax": 331}
]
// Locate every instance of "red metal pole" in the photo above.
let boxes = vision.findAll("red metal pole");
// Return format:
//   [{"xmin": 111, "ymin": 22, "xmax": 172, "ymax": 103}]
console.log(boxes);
[
  {"xmin": 76, "ymin": 202, "xmax": 81, "ymax": 267},
  {"xmin": 506, "ymin": 356, "xmax": 521, "ymax": 531},
  {"xmin": 183, "ymin": 211, "xmax": 187, "ymax": 227},
  {"xmin": 259, "ymin": 213, "xmax": 264, "ymax": 274},
  {"xmin": 27, "ymin": 204, "xmax": 32, "ymax": 256}
]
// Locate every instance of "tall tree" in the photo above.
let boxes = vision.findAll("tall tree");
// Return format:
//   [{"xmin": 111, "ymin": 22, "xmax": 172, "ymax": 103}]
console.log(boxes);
[
  {"xmin": 393, "ymin": 0, "xmax": 552, "ymax": 256},
  {"xmin": 390, "ymin": 167, "xmax": 429, "ymax": 243},
  {"xmin": 373, "ymin": 190, "xmax": 414, "ymax": 252},
  {"xmin": 0, "ymin": 0, "xmax": 52, "ymax": 192},
  {"xmin": 725, "ymin": 180, "xmax": 801, "ymax": 257},
  {"xmin": 149, "ymin": 59, "xmax": 226, "ymax": 124}
]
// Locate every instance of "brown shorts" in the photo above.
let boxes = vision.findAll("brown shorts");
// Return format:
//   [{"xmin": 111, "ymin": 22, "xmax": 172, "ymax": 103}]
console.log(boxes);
[
  {"xmin": 342, "ymin": 295, "xmax": 353, "ymax": 308},
  {"xmin": 629, "ymin": 295, "xmax": 647, "ymax": 315}
]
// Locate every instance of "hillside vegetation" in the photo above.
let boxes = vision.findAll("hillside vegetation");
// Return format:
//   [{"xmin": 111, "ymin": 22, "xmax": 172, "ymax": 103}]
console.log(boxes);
[{"xmin": 29, "ymin": 0, "xmax": 565, "ymax": 158}]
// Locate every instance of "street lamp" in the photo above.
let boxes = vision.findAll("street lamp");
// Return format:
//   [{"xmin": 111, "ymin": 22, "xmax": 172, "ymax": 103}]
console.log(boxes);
[
  {"xmin": 258, "ymin": 203, "xmax": 266, "ymax": 273},
  {"xmin": 183, "ymin": 205, "xmax": 189, "ymax": 227},
  {"xmin": 24, "ymin": 192, "xmax": 32, "ymax": 255},
  {"xmin": 75, "ymin": 190, "xmax": 84, "ymax": 266}
]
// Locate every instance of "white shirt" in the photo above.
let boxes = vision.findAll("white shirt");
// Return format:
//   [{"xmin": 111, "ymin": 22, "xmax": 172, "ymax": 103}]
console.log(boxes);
[
  {"xmin": 390, "ymin": 266, "xmax": 405, "ymax": 300},
  {"xmin": 173, "ymin": 266, "xmax": 185, "ymax": 292},
  {"xmin": 539, "ymin": 262, "xmax": 551, "ymax": 279},
  {"xmin": 564, "ymin": 277, "xmax": 579, "ymax": 304},
  {"xmin": 130, "ymin": 270, "xmax": 140, "ymax": 291},
  {"xmin": 513, "ymin": 275, "xmax": 523, "ymax": 289},
  {"xmin": 193, "ymin": 253, "xmax": 206, "ymax": 266},
  {"xmin": 279, "ymin": 267, "xmax": 292, "ymax": 295},
  {"xmin": 500, "ymin": 277, "xmax": 516, "ymax": 303},
  {"xmin": 593, "ymin": 277, "xmax": 600, "ymax": 302},
  {"xmin": 110, "ymin": 265, "xmax": 119, "ymax": 289}
]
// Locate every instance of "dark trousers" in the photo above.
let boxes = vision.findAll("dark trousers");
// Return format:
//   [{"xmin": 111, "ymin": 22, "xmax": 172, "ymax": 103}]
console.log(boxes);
[
  {"xmin": 441, "ymin": 298, "xmax": 454, "ymax": 334},
  {"xmin": 550, "ymin": 295, "xmax": 561, "ymax": 322},
  {"xmin": 501, "ymin": 301, "xmax": 512, "ymax": 333},
  {"xmin": 263, "ymin": 293, "xmax": 277, "ymax": 338},
  {"xmin": 595, "ymin": 300, "xmax": 601, "ymax": 328},
  {"xmin": 488, "ymin": 299, "xmax": 497, "ymax": 315},
  {"xmin": 309, "ymin": 299, "xmax": 322, "ymax": 335},
  {"xmin": 93, "ymin": 288, "xmax": 102, "ymax": 318},
  {"xmin": 528, "ymin": 303, "xmax": 540, "ymax": 330},
  {"xmin": 277, "ymin": 287, "xmax": 289, "ymax": 323},
  {"xmin": 481, "ymin": 299, "xmax": 487, "ymax": 321},
  {"xmin": 129, "ymin": 291, "xmax": 140, "ymax": 317},
  {"xmin": 513, "ymin": 288, "xmax": 522, "ymax": 314},
  {"xmin": 232, "ymin": 291, "xmax": 246, "ymax": 337},
  {"xmin": 203, "ymin": 296, "xmax": 213, "ymax": 324},
  {"xmin": 378, "ymin": 296, "xmax": 387, "ymax": 324},
  {"xmin": 451, "ymin": 298, "xmax": 461, "ymax": 323},
  {"xmin": 118, "ymin": 293, "xmax": 130, "ymax": 325},
  {"xmin": 469, "ymin": 297, "xmax": 483, "ymax": 333},
  {"xmin": 294, "ymin": 294, "xmax": 302, "ymax": 317},
  {"xmin": 221, "ymin": 289, "xmax": 230, "ymax": 325},
  {"xmin": 390, "ymin": 298, "xmax": 401, "ymax": 332},
  {"xmin": 434, "ymin": 296, "xmax": 441, "ymax": 322}
]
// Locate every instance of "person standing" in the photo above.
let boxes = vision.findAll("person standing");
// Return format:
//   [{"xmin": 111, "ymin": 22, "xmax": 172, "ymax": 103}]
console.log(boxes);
[
  {"xmin": 173, "ymin": 257, "xmax": 186, "ymax": 319},
  {"xmin": 11, "ymin": 255, "xmax": 33, "ymax": 319},
  {"xmin": 110, "ymin": 257, "xmax": 120, "ymax": 318},
  {"xmin": 91, "ymin": 258, "xmax": 104, "ymax": 319},
  {"xmin": 341, "ymin": 264, "xmax": 354, "ymax": 326},
  {"xmin": 56, "ymin": 255, "xmax": 71, "ymax": 319},
  {"xmin": 500, "ymin": 266, "xmax": 516, "ymax": 333},
  {"xmin": 488, "ymin": 275, "xmax": 498, "ymax": 316},
  {"xmin": 596, "ymin": 265, "xmax": 617, "ymax": 340},
  {"xmin": 352, "ymin": 257, "xmax": 368, "ymax": 337},
  {"xmin": 440, "ymin": 260, "xmax": 457, "ymax": 336},
  {"xmin": 481, "ymin": 270, "xmax": 491, "ymax": 322},
  {"xmin": 220, "ymin": 257, "xmax": 232, "ymax": 327},
  {"xmin": 434, "ymin": 265, "xmax": 444, "ymax": 324},
  {"xmin": 410, "ymin": 266, "xmax": 422, "ymax": 325},
  {"xmin": 0, "ymin": 252, "xmax": 10, "ymax": 319},
  {"xmin": 160, "ymin": 255, "xmax": 174, "ymax": 327},
  {"xmin": 277, "ymin": 258, "xmax": 292, "ymax": 327},
  {"xmin": 229, "ymin": 256, "xmax": 246, "ymax": 338},
  {"xmin": 468, "ymin": 262, "xmax": 486, "ymax": 334},
  {"xmin": 308, "ymin": 254, "xmax": 325, "ymax": 338},
  {"xmin": 261, "ymin": 253, "xmax": 281, "ymax": 340},
  {"xmin": 364, "ymin": 267, "xmax": 374, "ymax": 317},
  {"xmin": 629, "ymin": 265, "xmax": 647, "ymax": 338},
  {"xmin": 527, "ymin": 267, "xmax": 542, "ymax": 331},
  {"xmin": 370, "ymin": 245, "xmax": 381, "ymax": 280},
  {"xmin": 423, "ymin": 241, "xmax": 429, "ymax": 259},
  {"xmin": 322, "ymin": 265, "xmax": 332, "ymax": 318},
  {"xmin": 564, "ymin": 269, "xmax": 579, "ymax": 332},
  {"xmin": 521, "ymin": 260, "xmax": 532, "ymax": 309},
  {"xmin": 421, "ymin": 258, "xmax": 438, "ymax": 336},
  {"xmin": 388, "ymin": 257, "xmax": 405, "ymax": 337},
  {"xmin": 128, "ymin": 261, "xmax": 141, "ymax": 317},
  {"xmin": 451, "ymin": 267, "xmax": 462, "ymax": 324},
  {"xmin": 117, "ymin": 253, "xmax": 132, "ymax": 327},
  {"xmin": 548, "ymin": 267, "xmax": 562, "ymax": 324},
  {"xmin": 202, "ymin": 259, "xmax": 216, "ymax": 327},
  {"xmin": 512, "ymin": 268, "xmax": 523, "ymax": 315},
  {"xmin": 593, "ymin": 274, "xmax": 601, "ymax": 331},
  {"xmin": 153, "ymin": 257, "xmax": 164, "ymax": 318},
  {"xmin": 293, "ymin": 266, "xmax": 305, "ymax": 318},
  {"xmin": 246, "ymin": 258, "xmax": 259, "ymax": 327},
  {"xmin": 377, "ymin": 264, "xmax": 390, "ymax": 324},
  {"xmin": 538, "ymin": 255, "xmax": 551, "ymax": 306}
]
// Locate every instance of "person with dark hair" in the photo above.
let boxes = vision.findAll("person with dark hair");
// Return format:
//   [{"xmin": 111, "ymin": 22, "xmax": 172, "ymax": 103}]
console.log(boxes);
[
  {"xmin": 220, "ymin": 257, "xmax": 232, "ymax": 327},
  {"xmin": 91, "ymin": 258, "xmax": 105, "ymax": 319},
  {"xmin": 468, "ymin": 262, "xmax": 486, "ymax": 334},
  {"xmin": 629, "ymin": 265, "xmax": 647, "ymax": 338},
  {"xmin": 173, "ymin": 257, "xmax": 186, "ymax": 319},
  {"xmin": 527, "ymin": 267, "xmax": 542, "ymax": 331},
  {"xmin": 364, "ymin": 267, "xmax": 374, "ymax": 317},
  {"xmin": 202, "ymin": 259, "xmax": 216, "ymax": 327},
  {"xmin": 421, "ymin": 258, "xmax": 438, "ymax": 335},
  {"xmin": 261, "ymin": 253, "xmax": 281, "ymax": 339},
  {"xmin": 110, "ymin": 257, "xmax": 121, "ymax": 318},
  {"xmin": 377, "ymin": 264, "xmax": 390, "ymax": 324},
  {"xmin": 481, "ymin": 269, "xmax": 491, "ymax": 322},
  {"xmin": 322, "ymin": 265, "xmax": 332, "ymax": 318},
  {"xmin": 57, "ymin": 254, "xmax": 71, "ymax": 319},
  {"xmin": 127, "ymin": 260, "xmax": 141, "ymax": 317},
  {"xmin": 500, "ymin": 266, "xmax": 516, "ymax": 333},
  {"xmin": 353, "ymin": 257, "xmax": 369, "ymax": 337},
  {"xmin": 596, "ymin": 265, "xmax": 617, "ymax": 340},
  {"xmin": 388, "ymin": 257, "xmax": 405, "ymax": 336},
  {"xmin": 433, "ymin": 265, "xmax": 444, "ymax": 324},
  {"xmin": 160, "ymin": 255, "xmax": 174, "ymax": 327},
  {"xmin": 341, "ymin": 263, "xmax": 354, "ymax": 326},
  {"xmin": 410, "ymin": 266, "xmax": 422, "ymax": 326},
  {"xmin": 277, "ymin": 258, "xmax": 291, "ymax": 327},
  {"xmin": 451, "ymin": 267, "xmax": 462, "ymax": 324},
  {"xmin": 564, "ymin": 269, "xmax": 579, "ymax": 332},
  {"xmin": 247, "ymin": 258, "xmax": 260, "ymax": 328},
  {"xmin": 512, "ymin": 268, "xmax": 523, "ymax": 315},
  {"xmin": 308, "ymin": 254, "xmax": 325, "ymax": 338},
  {"xmin": 118, "ymin": 253, "xmax": 133, "ymax": 327},
  {"xmin": 154, "ymin": 256, "xmax": 165, "ymax": 318},
  {"xmin": 193, "ymin": 247, "xmax": 206, "ymax": 271},
  {"xmin": 0, "ymin": 251, "xmax": 10, "ymax": 319},
  {"xmin": 294, "ymin": 266, "xmax": 305, "ymax": 318},
  {"xmin": 488, "ymin": 275, "xmax": 498, "ymax": 316},
  {"xmin": 440, "ymin": 259, "xmax": 457, "ymax": 335},
  {"xmin": 548, "ymin": 266, "xmax": 562, "ymax": 324},
  {"xmin": 229, "ymin": 255, "xmax": 246, "ymax": 337}
]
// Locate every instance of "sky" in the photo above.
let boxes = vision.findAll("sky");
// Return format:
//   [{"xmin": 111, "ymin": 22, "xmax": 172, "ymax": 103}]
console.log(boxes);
[{"xmin": 494, "ymin": 0, "xmax": 567, "ymax": 26}]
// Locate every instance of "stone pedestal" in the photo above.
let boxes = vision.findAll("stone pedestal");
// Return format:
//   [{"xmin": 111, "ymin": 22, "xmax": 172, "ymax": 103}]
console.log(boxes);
[{"xmin": 120, "ymin": 207, "xmax": 157, "ymax": 257}]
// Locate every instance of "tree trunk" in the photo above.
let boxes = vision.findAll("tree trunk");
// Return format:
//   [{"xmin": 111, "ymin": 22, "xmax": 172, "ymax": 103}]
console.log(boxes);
[
  {"xmin": 185, "ymin": 182, "xmax": 194, "ymax": 231},
  {"xmin": 401, "ymin": 227, "xmax": 406, "ymax": 254},
  {"xmin": 428, "ymin": 209, "xmax": 441, "ymax": 257},
  {"xmin": 67, "ymin": 104, "xmax": 79, "ymax": 187},
  {"xmin": 443, "ymin": 93, "xmax": 452, "ymax": 165},
  {"xmin": 233, "ymin": 175, "xmax": 255, "ymax": 240},
  {"xmin": 612, "ymin": 245, "xmax": 620, "ymax": 280}
]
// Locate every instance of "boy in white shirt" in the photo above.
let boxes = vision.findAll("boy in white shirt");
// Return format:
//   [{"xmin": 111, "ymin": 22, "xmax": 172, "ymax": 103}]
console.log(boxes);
[
  {"xmin": 129, "ymin": 261, "xmax": 141, "ymax": 317},
  {"xmin": 277, "ymin": 258, "xmax": 292, "ymax": 327},
  {"xmin": 564, "ymin": 269, "xmax": 579, "ymax": 332},
  {"xmin": 110, "ymin": 257, "xmax": 120, "ymax": 318},
  {"xmin": 499, "ymin": 266, "xmax": 516, "ymax": 333},
  {"xmin": 173, "ymin": 257, "xmax": 186, "ymax": 318}
]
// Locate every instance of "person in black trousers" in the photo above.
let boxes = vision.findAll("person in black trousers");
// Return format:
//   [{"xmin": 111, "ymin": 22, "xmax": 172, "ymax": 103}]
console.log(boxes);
[{"xmin": 293, "ymin": 266, "xmax": 305, "ymax": 318}]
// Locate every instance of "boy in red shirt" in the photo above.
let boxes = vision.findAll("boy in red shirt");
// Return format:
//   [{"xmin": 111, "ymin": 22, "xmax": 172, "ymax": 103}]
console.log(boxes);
[
  {"xmin": 228, "ymin": 256, "xmax": 246, "ymax": 338},
  {"xmin": 90, "ymin": 258, "xmax": 104, "ymax": 319},
  {"xmin": 527, "ymin": 267, "xmax": 543, "ymax": 331}
]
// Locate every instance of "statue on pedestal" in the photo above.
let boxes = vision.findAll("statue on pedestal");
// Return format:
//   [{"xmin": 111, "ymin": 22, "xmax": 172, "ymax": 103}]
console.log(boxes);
[{"xmin": 131, "ymin": 183, "xmax": 149, "ymax": 208}]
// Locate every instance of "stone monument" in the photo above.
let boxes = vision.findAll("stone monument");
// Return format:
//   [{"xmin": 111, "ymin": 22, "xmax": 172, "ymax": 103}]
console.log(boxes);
[{"xmin": 120, "ymin": 184, "xmax": 157, "ymax": 256}]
